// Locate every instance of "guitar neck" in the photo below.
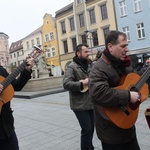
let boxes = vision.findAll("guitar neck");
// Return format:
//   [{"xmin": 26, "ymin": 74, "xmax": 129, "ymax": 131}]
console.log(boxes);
[
  {"xmin": 0, "ymin": 45, "xmax": 42, "ymax": 90},
  {"xmin": 135, "ymin": 67, "xmax": 150, "ymax": 91},
  {"xmin": 1, "ymin": 61, "xmax": 27, "ymax": 89}
]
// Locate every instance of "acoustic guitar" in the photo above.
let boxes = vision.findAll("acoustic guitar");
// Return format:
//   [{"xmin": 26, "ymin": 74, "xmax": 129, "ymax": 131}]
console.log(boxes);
[
  {"xmin": 0, "ymin": 45, "xmax": 43, "ymax": 113},
  {"xmin": 80, "ymin": 80, "xmax": 89, "ymax": 93},
  {"xmin": 103, "ymin": 68, "xmax": 150, "ymax": 129}
]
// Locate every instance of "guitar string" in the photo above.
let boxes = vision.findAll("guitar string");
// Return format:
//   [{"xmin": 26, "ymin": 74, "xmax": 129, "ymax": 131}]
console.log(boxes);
[
  {"xmin": 135, "ymin": 67, "xmax": 150, "ymax": 91},
  {"xmin": 1, "ymin": 48, "xmax": 42, "ymax": 90},
  {"xmin": 3, "ymin": 62, "xmax": 27, "ymax": 88},
  {"xmin": 1, "ymin": 59, "xmax": 29, "ymax": 89}
]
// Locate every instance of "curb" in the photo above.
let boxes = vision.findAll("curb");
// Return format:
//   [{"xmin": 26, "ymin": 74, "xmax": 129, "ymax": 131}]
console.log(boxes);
[{"xmin": 14, "ymin": 88, "xmax": 66, "ymax": 99}]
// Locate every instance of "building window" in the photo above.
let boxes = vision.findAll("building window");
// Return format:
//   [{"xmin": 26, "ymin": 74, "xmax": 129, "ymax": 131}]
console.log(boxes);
[
  {"xmin": 45, "ymin": 34, "xmax": 49, "ymax": 42},
  {"xmin": 79, "ymin": 13, "xmax": 85, "ymax": 28},
  {"xmin": 51, "ymin": 47, "xmax": 56, "ymax": 56},
  {"xmin": 119, "ymin": 0, "xmax": 127, "ymax": 17},
  {"xmin": 46, "ymin": 49, "xmax": 51, "ymax": 58},
  {"xmin": 72, "ymin": 38, "xmax": 77, "ymax": 51},
  {"xmin": 103, "ymin": 27, "xmax": 110, "ymax": 40},
  {"xmin": 137, "ymin": 23, "xmax": 145, "ymax": 39},
  {"xmin": 61, "ymin": 21, "xmax": 66, "ymax": 34},
  {"xmin": 26, "ymin": 41, "xmax": 29, "ymax": 49},
  {"xmin": 122, "ymin": 26, "xmax": 130, "ymax": 41},
  {"xmin": 63, "ymin": 40, "xmax": 68, "ymax": 54},
  {"xmin": 89, "ymin": 9, "xmax": 96, "ymax": 24},
  {"xmin": 31, "ymin": 39, "xmax": 34, "ymax": 48},
  {"xmin": 36, "ymin": 38, "xmax": 40, "ymax": 45},
  {"xmin": 14, "ymin": 53, "xmax": 16, "ymax": 58},
  {"xmin": 76, "ymin": 0, "xmax": 82, "ymax": 5},
  {"xmin": 92, "ymin": 31, "xmax": 99, "ymax": 46},
  {"xmin": 100, "ymin": 4, "xmax": 108, "ymax": 20},
  {"xmin": 133, "ymin": 0, "xmax": 142, "ymax": 12},
  {"xmin": 81, "ymin": 35, "xmax": 87, "ymax": 44},
  {"xmin": 70, "ymin": 17, "xmax": 75, "ymax": 31},
  {"xmin": 50, "ymin": 32, "xmax": 54, "ymax": 40}
]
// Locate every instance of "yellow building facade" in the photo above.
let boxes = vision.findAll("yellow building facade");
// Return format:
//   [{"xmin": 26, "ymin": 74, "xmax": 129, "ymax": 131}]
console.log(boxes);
[
  {"xmin": 42, "ymin": 13, "xmax": 60, "ymax": 67},
  {"xmin": 55, "ymin": 0, "xmax": 117, "ymax": 72}
]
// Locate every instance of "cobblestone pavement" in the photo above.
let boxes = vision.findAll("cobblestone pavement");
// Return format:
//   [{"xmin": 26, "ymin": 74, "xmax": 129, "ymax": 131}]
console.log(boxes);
[{"xmin": 11, "ymin": 91, "xmax": 150, "ymax": 150}]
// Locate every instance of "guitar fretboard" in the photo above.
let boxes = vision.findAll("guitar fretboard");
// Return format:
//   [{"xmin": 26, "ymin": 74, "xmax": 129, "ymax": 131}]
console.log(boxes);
[
  {"xmin": 1, "ymin": 61, "xmax": 27, "ymax": 90},
  {"xmin": 0, "ymin": 46, "xmax": 42, "ymax": 91},
  {"xmin": 135, "ymin": 67, "xmax": 150, "ymax": 91}
]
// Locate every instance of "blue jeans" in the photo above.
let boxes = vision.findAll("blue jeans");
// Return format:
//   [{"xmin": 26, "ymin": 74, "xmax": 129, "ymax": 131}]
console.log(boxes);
[
  {"xmin": 0, "ymin": 131, "xmax": 19, "ymax": 150},
  {"xmin": 73, "ymin": 109, "xmax": 94, "ymax": 150}
]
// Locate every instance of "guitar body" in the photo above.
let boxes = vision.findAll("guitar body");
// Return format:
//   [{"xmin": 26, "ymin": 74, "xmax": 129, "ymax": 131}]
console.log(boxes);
[
  {"xmin": 0, "ymin": 76, "xmax": 14, "ymax": 112},
  {"xmin": 103, "ymin": 73, "xmax": 149, "ymax": 129},
  {"xmin": 80, "ymin": 80, "xmax": 88, "ymax": 93}
]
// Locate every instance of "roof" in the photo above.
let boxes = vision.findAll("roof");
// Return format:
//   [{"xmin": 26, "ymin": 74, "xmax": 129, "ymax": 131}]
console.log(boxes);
[
  {"xmin": 43, "ymin": 13, "xmax": 56, "ymax": 22},
  {"xmin": 55, "ymin": 2, "xmax": 73, "ymax": 18},
  {"xmin": 24, "ymin": 26, "xmax": 42, "ymax": 39},
  {"xmin": 0, "ymin": 32, "xmax": 9, "ymax": 38},
  {"xmin": 55, "ymin": 0, "xmax": 89, "ymax": 18},
  {"xmin": 9, "ymin": 39, "xmax": 23, "ymax": 53}
]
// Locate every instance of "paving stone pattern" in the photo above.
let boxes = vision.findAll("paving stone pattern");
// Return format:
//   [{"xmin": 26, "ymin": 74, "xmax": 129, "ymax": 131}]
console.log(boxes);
[{"xmin": 11, "ymin": 91, "xmax": 150, "ymax": 150}]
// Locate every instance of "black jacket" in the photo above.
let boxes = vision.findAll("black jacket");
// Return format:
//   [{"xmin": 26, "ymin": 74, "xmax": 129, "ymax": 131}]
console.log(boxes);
[{"xmin": 0, "ymin": 67, "xmax": 32, "ymax": 139}]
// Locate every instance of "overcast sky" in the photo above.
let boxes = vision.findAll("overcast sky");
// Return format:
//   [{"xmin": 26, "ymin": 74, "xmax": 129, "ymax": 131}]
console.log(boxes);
[{"xmin": 0, "ymin": 0, "xmax": 72, "ymax": 46}]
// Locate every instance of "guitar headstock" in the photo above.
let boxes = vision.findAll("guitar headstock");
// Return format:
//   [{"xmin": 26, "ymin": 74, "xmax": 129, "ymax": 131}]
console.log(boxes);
[{"xmin": 28, "ymin": 45, "xmax": 43, "ymax": 60}]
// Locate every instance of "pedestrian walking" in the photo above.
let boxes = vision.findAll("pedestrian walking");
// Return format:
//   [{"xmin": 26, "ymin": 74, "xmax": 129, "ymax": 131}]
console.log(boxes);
[{"xmin": 63, "ymin": 44, "xmax": 94, "ymax": 150}]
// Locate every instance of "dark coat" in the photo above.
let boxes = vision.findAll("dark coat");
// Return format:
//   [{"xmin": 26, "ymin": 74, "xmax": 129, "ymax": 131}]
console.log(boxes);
[
  {"xmin": 89, "ymin": 56, "xmax": 136, "ymax": 144},
  {"xmin": 0, "ymin": 67, "xmax": 32, "ymax": 139},
  {"xmin": 63, "ymin": 61, "xmax": 93, "ymax": 110}
]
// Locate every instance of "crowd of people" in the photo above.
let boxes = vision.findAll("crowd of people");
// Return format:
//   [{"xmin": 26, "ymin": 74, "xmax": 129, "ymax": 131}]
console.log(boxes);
[{"xmin": 1, "ymin": 30, "xmax": 148, "ymax": 150}]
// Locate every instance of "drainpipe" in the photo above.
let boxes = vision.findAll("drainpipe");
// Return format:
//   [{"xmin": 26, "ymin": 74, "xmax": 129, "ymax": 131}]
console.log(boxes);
[
  {"xmin": 55, "ymin": 21, "xmax": 62, "ymax": 72},
  {"xmin": 73, "ymin": 0, "xmax": 79, "ymax": 44},
  {"xmin": 83, "ymin": 0, "xmax": 89, "ymax": 32},
  {"xmin": 83, "ymin": 0, "xmax": 93, "ymax": 59}
]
